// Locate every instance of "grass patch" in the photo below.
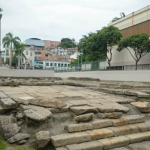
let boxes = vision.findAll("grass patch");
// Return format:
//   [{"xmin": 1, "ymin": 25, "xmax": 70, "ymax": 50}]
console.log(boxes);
[
  {"xmin": 12, "ymin": 147, "xmax": 35, "ymax": 150},
  {"xmin": 0, "ymin": 140, "xmax": 6, "ymax": 150}
]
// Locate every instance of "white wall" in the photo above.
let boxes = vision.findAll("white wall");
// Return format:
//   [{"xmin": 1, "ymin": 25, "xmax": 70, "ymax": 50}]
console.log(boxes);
[{"xmin": 55, "ymin": 70, "xmax": 150, "ymax": 82}]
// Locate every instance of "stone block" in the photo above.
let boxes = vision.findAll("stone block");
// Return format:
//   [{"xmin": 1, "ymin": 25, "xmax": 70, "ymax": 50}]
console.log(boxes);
[
  {"xmin": 109, "ymin": 125, "xmax": 139, "ymax": 136},
  {"xmin": 0, "ymin": 98, "xmax": 17, "ymax": 109},
  {"xmin": 125, "ymin": 132, "xmax": 150, "ymax": 143},
  {"xmin": 97, "ymin": 112, "xmax": 122, "ymax": 119},
  {"xmin": 135, "ymin": 122, "xmax": 150, "ymax": 132},
  {"xmin": 0, "ymin": 92, "xmax": 8, "ymax": 98},
  {"xmin": 87, "ymin": 128, "xmax": 113, "ymax": 140},
  {"xmin": 56, "ymin": 148, "xmax": 68, "ymax": 150},
  {"xmin": 122, "ymin": 115, "xmax": 145, "ymax": 124},
  {"xmin": 66, "ymin": 141, "xmax": 103, "ymax": 150},
  {"xmin": 17, "ymin": 96, "xmax": 35, "ymax": 105},
  {"xmin": 99, "ymin": 136, "xmax": 130, "ymax": 149},
  {"xmin": 74, "ymin": 113, "xmax": 94, "ymax": 122},
  {"xmin": 65, "ymin": 123, "xmax": 93, "ymax": 133},
  {"xmin": 70, "ymin": 106, "xmax": 98, "ymax": 115},
  {"xmin": 51, "ymin": 132, "xmax": 91, "ymax": 147},
  {"xmin": 0, "ymin": 115, "xmax": 17, "ymax": 126},
  {"xmin": 36, "ymin": 131, "xmax": 51, "ymax": 150},
  {"xmin": 91, "ymin": 119, "xmax": 112, "ymax": 129}
]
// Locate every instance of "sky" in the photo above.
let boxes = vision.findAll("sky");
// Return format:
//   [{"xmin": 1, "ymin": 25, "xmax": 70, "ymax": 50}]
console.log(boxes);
[{"xmin": 0, "ymin": 0, "xmax": 150, "ymax": 48}]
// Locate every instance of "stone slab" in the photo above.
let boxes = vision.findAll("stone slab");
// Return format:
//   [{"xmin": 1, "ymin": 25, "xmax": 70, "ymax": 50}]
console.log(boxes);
[
  {"xmin": 70, "ymin": 106, "xmax": 98, "ymax": 115},
  {"xmin": 91, "ymin": 119, "xmax": 113, "ymax": 129},
  {"xmin": 51, "ymin": 132, "xmax": 91, "ymax": 147},
  {"xmin": 0, "ymin": 98, "xmax": 17, "ymax": 109},
  {"xmin": 135, "ymin": 121, "xmax": 150, "ymax": 132},
  {"xmin": 127, "ymin": 141, "xmax": 150, "ymax": 150},
  {"xmin": 122, "ymin": 115, "xmax": 145, "ymax": 124},
  {"xmin": 0, "ymin": 115, "xmax": 17, "ymax": 126},
  {"xmin": 97, "ymin": 112, "xmax": 122, "ymax": 119},
  {"xmin": 87, "ymin": 128, "xmax": 113, "ymax": 140},
  {"xmin": 109, "ymin": 125, "xmax": 139, "ymax": 136},
  {"xmin": 74, "ymin": 113, "xmax": 94, "ymax": 122},
  {"xmin": 99, "ymin": 136, "xmax": 130, "ymax": 149},
  {"xmin": 0, "ymin": 92, "xmax": 8, "ymax": 98},
  {"xmin": 17, "ymin": 96, "xmax": 35, "ymax": 105},
  {"xmin": 66, "ymin": 141, "xmax": 103, "ymax": 150},
  {"xmin": 65, "ymin": 123, "xmax": 93, "ymax": 133},
  {"xmin": 7, "ymin": 133, "xmax": 30, "ymax": 144}
]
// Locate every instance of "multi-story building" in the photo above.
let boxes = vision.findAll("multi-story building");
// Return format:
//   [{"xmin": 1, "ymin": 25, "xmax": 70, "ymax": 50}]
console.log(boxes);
[
  {"xmin": 107, "ymin": 5, "xmax": 150, "ymax": 70},
  {"xmin": 1, "ymin": 50, "xmax": 5, "ymax": 63},
  {"xmin": 44, "ymin": 40, "xmax": 61, "ymax": 49}
]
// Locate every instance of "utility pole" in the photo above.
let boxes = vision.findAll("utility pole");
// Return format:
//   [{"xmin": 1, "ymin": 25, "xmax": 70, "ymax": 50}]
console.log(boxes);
[{"xmin": 0, "ymin": 8, "xmax": 3, "ymax": 67}]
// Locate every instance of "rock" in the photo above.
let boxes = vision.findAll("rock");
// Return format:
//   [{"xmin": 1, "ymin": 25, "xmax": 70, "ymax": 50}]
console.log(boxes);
[
  {"xmin": 74, "ymin": 113, "xmax": 94, "ymax": 122},
  {"xmin": 70, "ymin": 106, "xmax": 98, "ymax": 115},
  {"xmin": 51, "ymin": 132, "xmax": 91, "ymax": 147},
  {"xmin": 111, "ymin": 148, "xmax": 129, "ymax": 150},
  {"xmin": 91, "ymin": 119, "xmax": 113, "ymax": 129},
  {"xmin": 2, "ymin": 123, "xmax": 20, "ymax": 140},
  {"xmin": 0, "ymin": 98, "xmax": 17, "ymax": 109},
  {"xmin": 87, "ymin": 128, "xmax": 114, "ymax": 140},
  {"xmin": 18, "ymin": 140, "xmax": 27, "ymax": 145},
  {"xmin": 136, "ymin": 121, "xmax": 150, "ymax": 132},
  {"xmin": 17, "ymin": 96, "xmax": 35, "ymax": 105},
  {"xmin": 127, "ymin": 141, "xmax": 150, "ymax": 150},
  {"xmin": 22, "ymin": 105, "xmax": 52, "ymax": 122},
  {"xmin": 66, "ymin": 141, "xmax": 103, "ymax": 150},
  {"xmin": 69, "ymin": 100, "xmax": 89, "ymax": 106},
  {"xmin": 131, "ymin": 102, "xmax": 150, "ymax": 113},
  {"xmin": 7, "ymin": 133, "xmax": 30, "ymax": 144},
  {"xmin": 65, "ymin": 123, "xmax": 93, "ymax": 133},
  {"xmin": 17, "ymin": 121, "xmax": 23, "ymax": 126},
  {"xmin": 35, "ymin": 131, "xmax": 51, "ymax": 150},
  {"xmin": 56, "ymin": 148, "xmax": 68, "ymax": 150},
  {"xmin": 0, "ymin": 115, "xmax": 17, "ymax": 126},
  {"xmin": 97, "ymin": 112, "xmax": 122, "ymax": 119},
  {"xmin": 16, "ymin": 113, "xmax": 24, "ymax": 119},
  {"xmin": 30, "ymin": 97, "xmax": 67, "ymax": 108}
]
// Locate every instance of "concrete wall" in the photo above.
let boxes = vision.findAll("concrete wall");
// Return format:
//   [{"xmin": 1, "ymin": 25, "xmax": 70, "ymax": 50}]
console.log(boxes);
[
  {"xmin": 107, "ymin": 46, "xmax": 150, "ymax": 68},
  {"xmin": 109, "ymin": 5, "xmax": 150, "ymax": 30},
  {"xmin": 54, "ymin": 70, "xmax": 150, "ymax": 82},
  {"xmin": 0, "ymin": 67, "xmax": 54, "ymax": 77}
]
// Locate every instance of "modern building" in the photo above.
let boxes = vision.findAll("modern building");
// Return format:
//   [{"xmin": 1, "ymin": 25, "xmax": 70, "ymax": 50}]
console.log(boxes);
[{"xmin": 107, "ymin": 5, "xmax": 150, "ymax": 70}]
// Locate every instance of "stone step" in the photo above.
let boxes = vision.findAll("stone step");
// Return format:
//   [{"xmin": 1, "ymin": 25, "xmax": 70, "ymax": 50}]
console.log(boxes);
[
  {"xmin": 112, "ymin": 115, "xmax": 145, "ymax": 126},
  {"xmin": 51, "ymin": 120, "xmax": 150, "ymax": 148},
  {"xmin": 57, "ymin": 131, "xmax": 150, "ymax": 150},
  {"xmin": 65, "ymin": 119, "xmax": 112, "ymax": 133},
  {"xmin": 0, "ymin": 98, "xmax": 17, "ymax": 109}
]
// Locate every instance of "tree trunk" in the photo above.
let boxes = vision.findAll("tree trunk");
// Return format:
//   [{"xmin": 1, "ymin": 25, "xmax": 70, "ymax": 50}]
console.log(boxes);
[
  {"xmin": 9, "ymin": 43, "xmax": 12, "ymax": 69},
  {"xmin": 21, "ymin": 53, "xmax": 22, "ymax": 69},
  {"xmin": 18, "ymin": 55, "xmax": 20, "ymax": 69},
  {"xmin": 135, "ymin": 61, "xmax": 138, "ymax": 70},
  {"xmin": 108, "ymin": 61, "xmax": 111, "ymax": 70}
]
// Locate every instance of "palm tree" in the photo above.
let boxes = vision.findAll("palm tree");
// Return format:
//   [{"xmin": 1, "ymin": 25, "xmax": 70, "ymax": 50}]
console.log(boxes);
[
  {"xmin": 2, "ymin": 32, "xmax": 21, "ymax": 69},
  {"xmin": 14, "ymin": 43, "xmax": 26, "ymax": 69},
  {"xmin": 111, "ymin": 12, "xmax": 125, "ymax": 23}
]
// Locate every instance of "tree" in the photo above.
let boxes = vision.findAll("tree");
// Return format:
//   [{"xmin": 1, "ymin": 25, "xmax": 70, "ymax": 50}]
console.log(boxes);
[
  {"xmin": 2, "ymin": 32, "xmax": 21, "ymax": 69},
  {"xmin": 118, "ymin": 33, "xmax": 150, "ymax": 70},
  {"xmin": 111, "ymin": 12, "xmax": 125, "ymax": 22},
  {"xmin": 14, "ymin": 43, "xmax": 26, "ymax": 69},
  {"xmin": 58, "ymin": 38, "xmax": 76, "ymax": 48},
  {"xmin": 101, "ymin": 25, "xmax": 122, "ymax": 69}
]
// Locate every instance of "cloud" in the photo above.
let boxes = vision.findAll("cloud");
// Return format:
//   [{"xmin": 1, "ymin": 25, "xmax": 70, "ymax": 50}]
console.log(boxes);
[{"xmin": 1, "ymin": 0, "xmax": 149, "ymax": 48}]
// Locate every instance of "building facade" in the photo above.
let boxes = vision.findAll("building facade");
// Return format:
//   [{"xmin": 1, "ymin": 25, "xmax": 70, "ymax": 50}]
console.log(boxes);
[
  {"xmin": 44, "ymin": 40, "xmax": 61, "ymax": 49},
  {"xmin": 107, "ymin": 5, "xmax": 150, "ymax": 70}
]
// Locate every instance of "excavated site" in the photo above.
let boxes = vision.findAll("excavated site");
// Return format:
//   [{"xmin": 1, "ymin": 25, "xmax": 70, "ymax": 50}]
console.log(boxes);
[{"xmin": 0, "ymin": 77, "xmax": 150, "ymax": 150}]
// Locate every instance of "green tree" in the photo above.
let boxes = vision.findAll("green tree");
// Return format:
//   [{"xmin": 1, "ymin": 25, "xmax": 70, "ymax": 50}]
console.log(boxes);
[
  {"xmin": 101, "ymin": 25, "xmax": 122, "ymax": 69},
  {"xmin": 2, "ymin": 32, "xmax": 21, "ymax": 69},
  {"xmin": 58, "ymin": 38, "xmax": 76, "ymax": 48},
  {"xmin": 118, "ymin": 33, "xmax": 150, "ymax": 70},
  {"xmin": 14, "ymin": 43, "xmax": 26, "ymax": 69},
  {"xmin": 111, "ymin": 12, "xmax": 125, "ymax": 22}
]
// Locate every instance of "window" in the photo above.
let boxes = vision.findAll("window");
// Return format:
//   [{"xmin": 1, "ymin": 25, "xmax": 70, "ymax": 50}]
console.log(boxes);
[
  {"xmin": 39, "ymin": 62, "xmax": 43, "ymax": 64},
  {"xmin": 58, "ymin": 63, "xmax": 60, "ymax": 67},
  {"xmin": 65, "ymin": 64, "xmax": 67, "ymax": 67},
  {"xmin": 46, "ymin": 63, "xmax": 49, "ymax": 66},
  {"xmin": 68, "ymin": 64, "xmax": 70, "ymax": 67},
  {"xmin": 26, "ymin": 51, "xmax": 28, "ymax": 55},
  {"xmin": 50, "ymin": 63, "xmax": 53, "ymax": 66},
  {"xmin": 61, "ymin": 64, "xmax": 63, "ymax": 67},
  {"xmin": 54, "ymin": 63, "xmax": 57, "ymax": 66}
]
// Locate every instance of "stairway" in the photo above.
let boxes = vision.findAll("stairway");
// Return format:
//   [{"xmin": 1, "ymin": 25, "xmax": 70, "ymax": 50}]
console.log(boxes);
[{"xmin": 51, "ymin": 115, "xmax": 150, "ymax": 150}]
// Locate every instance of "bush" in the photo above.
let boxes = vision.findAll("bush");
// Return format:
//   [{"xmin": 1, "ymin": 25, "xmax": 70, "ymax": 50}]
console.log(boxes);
[{"xmin": 0, "ymin": 140, "xmax": 6, "ymax": 150}]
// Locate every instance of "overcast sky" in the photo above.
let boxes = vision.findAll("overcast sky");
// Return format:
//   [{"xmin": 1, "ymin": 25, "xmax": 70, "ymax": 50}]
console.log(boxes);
[{"xmin": 0, "ymin": 0, "xmax": 150, "ymax": 48}]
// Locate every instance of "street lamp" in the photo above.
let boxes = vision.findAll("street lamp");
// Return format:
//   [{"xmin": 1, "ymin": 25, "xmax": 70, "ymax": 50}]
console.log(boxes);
[{"xmin": 0, "ymin": 8, "xmax": 3, "ymax": 66}]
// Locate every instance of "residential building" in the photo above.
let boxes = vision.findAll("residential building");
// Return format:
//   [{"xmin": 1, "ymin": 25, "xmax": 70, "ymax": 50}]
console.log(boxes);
[
  {"xmin": 44, "ymin": 40, "xmax": 61, "ymax": 49},
  {"xmin": 107, "ymin": 5, "xmax": 150, "ymax": 70}
]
